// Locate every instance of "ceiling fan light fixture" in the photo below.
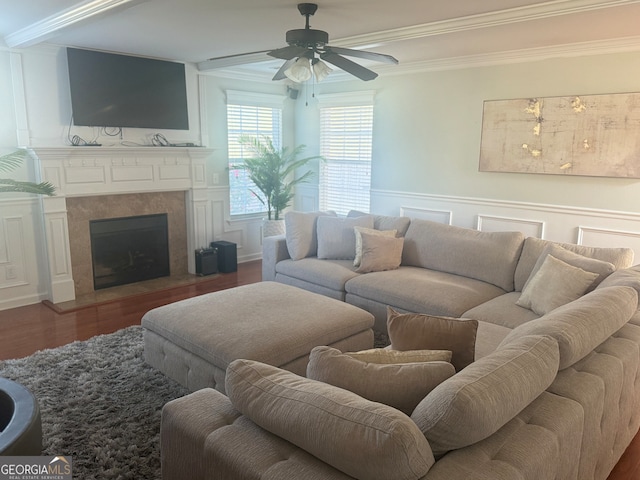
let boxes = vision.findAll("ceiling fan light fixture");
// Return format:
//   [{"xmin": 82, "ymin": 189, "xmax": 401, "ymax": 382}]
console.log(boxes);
[
  {"xmin": 312, "ymin": 59, "xmax": 332, "ymax": 82},
  {"xmin": 285, "ymin": 56, "xmax": 312, "ymax": 83}
]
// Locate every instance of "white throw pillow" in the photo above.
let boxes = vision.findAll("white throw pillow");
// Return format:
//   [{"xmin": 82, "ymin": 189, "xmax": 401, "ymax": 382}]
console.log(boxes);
[
  {"xmin": 516, "ymin": 254, "xmax": 599, "ymax": 315},
  {"xmin": 346, "ymin": 348, "xmax": 452, "ymax": 364}
]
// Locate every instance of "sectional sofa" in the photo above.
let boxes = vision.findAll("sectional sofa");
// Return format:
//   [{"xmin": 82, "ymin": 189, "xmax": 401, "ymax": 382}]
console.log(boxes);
[{"xmin": 161, "ymin": 211, "xmax": 640, "ymax": 480}]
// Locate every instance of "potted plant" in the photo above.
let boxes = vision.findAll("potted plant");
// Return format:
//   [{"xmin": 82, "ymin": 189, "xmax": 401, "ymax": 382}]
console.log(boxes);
[
  {"xmin": 235, "ymin": 135, "xmax": 319, "ymax": 236},
  {"xmin": 0, "ymin": 149, "xmax": 55, "ymax": 196}
]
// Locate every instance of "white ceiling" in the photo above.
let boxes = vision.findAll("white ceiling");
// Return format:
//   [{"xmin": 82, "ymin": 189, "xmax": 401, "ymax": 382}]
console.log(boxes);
[{"xmin": 2, "ymin": 0, "xmax": 640, "ymax": 81}]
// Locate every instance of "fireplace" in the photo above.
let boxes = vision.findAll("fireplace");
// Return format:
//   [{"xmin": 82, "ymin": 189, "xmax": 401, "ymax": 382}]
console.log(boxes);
[
  {"xmin": 32, "ymin": 146, "xmax": 212, "ymax": 304},
  {"xmin": 90, "ymin": 214, "xmax": 170, "ymax": 290}
]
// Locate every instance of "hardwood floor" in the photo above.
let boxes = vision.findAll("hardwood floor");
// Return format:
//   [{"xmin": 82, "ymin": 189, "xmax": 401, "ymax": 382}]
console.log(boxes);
[
  {"xmin": 0, "ymin": 258, "xmax": 637, "ymax": 480},
  {"xmin": 0, "ymin": 260, "xmax": 262, "ymax": 361}
]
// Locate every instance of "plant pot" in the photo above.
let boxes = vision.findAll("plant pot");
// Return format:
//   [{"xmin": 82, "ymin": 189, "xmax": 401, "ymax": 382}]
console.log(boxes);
[{"xmin": 263, "ymin": 219, "xmax": 285, "ymax": 238}]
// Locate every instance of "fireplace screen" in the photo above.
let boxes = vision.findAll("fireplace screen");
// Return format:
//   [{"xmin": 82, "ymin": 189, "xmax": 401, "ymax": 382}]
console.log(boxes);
[{"xmin": 90, "ymin": 213, "xmax": 170, "ymax": 290}]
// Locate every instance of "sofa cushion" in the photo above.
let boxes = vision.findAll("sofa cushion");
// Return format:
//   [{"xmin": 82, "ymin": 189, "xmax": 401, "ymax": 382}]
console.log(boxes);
[
  {"xmin": 356, "ymin": 232, "xmax": 405, "ymax": 273},
  {"xmin": 345, "ymin": 266, "xmax": 507, "ymax": 319},
  {"xmin": 463, "ymin": 291, "xmax": 540, "ymax": 330},
  {"xmin": 516, "ymin": 254, "xmax": 600, "ymax": 315},
  {"xmin": 500, "ymin": 285, "xmax": 638, "ymax": 369},
  {"xmin": 401, "ymin": 219, "xmax": 524, "ymax": 291},
  {"xmin": 276, "ymin": 258, "xmax": 360, "ymax": 292},
  {"xmin": 285, "ymin": 211, "xmax": 336, "ymax": 260},
  {"xmin": 346, "ymin": 348, "xmax": 452, "ymax": 364},
  {"xmin": 353, "ymin": 226, "xmax": 397, "ymax": 267},
  {"xmin": 317, "ymin": 215, "xmax": 374, "ymax": 260},
  {"xmin": 347, "ymin": 210, "xmax": 411, "ymax": 237},
  {"xmin": 387, "ymin": 307, "xmax": 478, "ymax": 371},
  {"xmin": 226, "ymin": 359, "xmax": 435, "ymax": 480},
  {"xmin": 307, "ymin": 346, "xmax": 455, "ymax": 415},
  {"xmin": 513, "ymin": 237, "xmax": 634, "ymax": 291},
  {"xmin": 411, "ymin": 335, "xmax": 560, "ymax": 457}
]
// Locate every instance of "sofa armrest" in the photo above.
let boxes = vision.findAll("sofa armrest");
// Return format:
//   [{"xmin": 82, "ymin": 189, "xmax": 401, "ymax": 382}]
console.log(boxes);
[
  {"xmin": 161, "ymin": 388, "xmax": 242, "ymax": 480},
  {"xmin": 262, "ymin": 234, "xmax": 289, "ymax": 281}
]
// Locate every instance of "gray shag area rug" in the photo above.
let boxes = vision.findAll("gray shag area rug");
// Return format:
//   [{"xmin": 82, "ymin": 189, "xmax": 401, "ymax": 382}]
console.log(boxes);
[
  {"xmin": 0, "ymin": 326, "xmax": 188, "ymax": 479},
  {"xmin": 0, "ymin": 325, "xmax": 391, "ymax": 479}
]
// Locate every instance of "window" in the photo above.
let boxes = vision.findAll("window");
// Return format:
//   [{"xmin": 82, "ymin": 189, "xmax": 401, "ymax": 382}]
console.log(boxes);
[
  {"xmin": 318, "ymin": 92, "xmax": 374, "ymax": 216},
  {"xmin": 227, "ymin": 91, "xmax": 283, "ymax": 216}
]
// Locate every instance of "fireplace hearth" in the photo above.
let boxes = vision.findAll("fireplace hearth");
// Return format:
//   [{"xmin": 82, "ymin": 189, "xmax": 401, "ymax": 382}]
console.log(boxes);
[{"xmin": 90, "ymin": 214, "xmax": 170, "ymax": 290}]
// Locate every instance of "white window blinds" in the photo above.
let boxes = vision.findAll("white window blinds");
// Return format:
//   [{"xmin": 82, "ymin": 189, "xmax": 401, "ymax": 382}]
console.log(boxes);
[
  {"xmin": 226, "ymin": 91, "xmax": 283, "ymax": 216},
  {"xmin": 318, "ymin": 92, "xmax": 374, "ymax": 216}
]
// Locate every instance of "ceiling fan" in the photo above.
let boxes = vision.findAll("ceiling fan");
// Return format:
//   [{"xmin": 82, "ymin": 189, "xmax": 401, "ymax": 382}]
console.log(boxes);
[{"xmin": 199, "ymin": 3, "xmax": 398, "ymax": 82}]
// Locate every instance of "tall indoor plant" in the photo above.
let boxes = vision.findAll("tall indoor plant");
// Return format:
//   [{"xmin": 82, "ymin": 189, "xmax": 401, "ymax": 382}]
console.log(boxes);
[
  {"xmin": 0, "ymin": 149, "xmax": 55, "ymax": 195},
  {"xmin": 236, "ymin": 135, "xmax": 319, "ymax": 235}
]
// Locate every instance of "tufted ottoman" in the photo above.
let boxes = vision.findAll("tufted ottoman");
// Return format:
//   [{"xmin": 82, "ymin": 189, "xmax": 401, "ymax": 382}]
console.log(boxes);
[{"xmin": 142, "ymin": 281, "xmax": 374, "ymax": 392}]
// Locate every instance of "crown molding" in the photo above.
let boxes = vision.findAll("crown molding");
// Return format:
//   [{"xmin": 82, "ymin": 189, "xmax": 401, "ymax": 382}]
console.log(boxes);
[
  {"xmin": 333, "ymin": 0, "xmax": 640, "ymax": 49},
  {"xmin": 4, "ymin": 0, "xmax": 148, "ymax": 48}
]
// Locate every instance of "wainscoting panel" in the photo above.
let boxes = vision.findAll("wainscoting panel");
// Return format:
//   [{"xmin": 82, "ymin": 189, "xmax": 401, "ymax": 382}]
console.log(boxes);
[
  {"xmin": 477, "ymin": 215, "xmax": 546, "ymax": 238},
  {"xmin": 372, "ymin": 190, "xmax": 640, "ymax": 262},
  {"xmin": 207, "ymin": 186, "xmax": 262, "ymax": 263},
  {"xmin": 577, "ymin": 226, "xmax": 640, "ymax": 254},
  {"xmin": 400, "ymin": 206, "xmax": 452, "ymax": 225},
  {"xmin": 0, "ymin": 198, "xmax": 49, "ymax": 311}
]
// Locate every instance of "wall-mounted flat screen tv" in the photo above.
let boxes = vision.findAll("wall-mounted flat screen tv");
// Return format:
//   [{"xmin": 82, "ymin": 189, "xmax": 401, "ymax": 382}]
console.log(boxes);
[{"xmin": 67, "ymin": 47, "xmax": 189, "ymax": 130}]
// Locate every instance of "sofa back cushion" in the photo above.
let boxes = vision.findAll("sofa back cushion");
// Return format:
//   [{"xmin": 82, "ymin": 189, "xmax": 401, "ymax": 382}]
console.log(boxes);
[
  {"xmin": 411, "ymin": 335, "xmax": 560, "ymax": 457},
  {"xmin": 499, "ymin": 285, "xmax": 637, "ymax": 369},
  {"xmin": 402, "ymin": 219, "xmax": 524, "ymax": 291},
  {"xmin": 307, "ymin": 345, "xmax": 455, "ymax": 415},
  {"xmin": 513, "ymin": 237, "xmax": 634, "ymax": 292},
  {"xmin": 316, "ymin": 215, "xmax": 374, "ymax": 260},
  {"xmin": 347, "ymin": 210, "xmax": 411, "ymax": 237},
  {"xmin": 285, "ymin": 211, "xmax": 335, "ymax": 260},
  {"xmin": 226, "ymin": 359, "xmax": 435, "ymax": 480}
]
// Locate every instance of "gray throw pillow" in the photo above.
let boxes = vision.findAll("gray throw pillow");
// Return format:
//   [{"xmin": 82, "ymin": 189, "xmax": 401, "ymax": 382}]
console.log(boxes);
[
  {"xmin": 516, "ymin": 254, "xmax": 599, "ymax": 315},
  {"xmin": 523, "ymin": 243, "xmax": 615, "ymax": 293}
]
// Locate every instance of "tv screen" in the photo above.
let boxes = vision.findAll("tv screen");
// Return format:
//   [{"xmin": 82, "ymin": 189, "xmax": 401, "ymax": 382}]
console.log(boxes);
[{"xmin": 66, "ymin": 47, "xmax": 189, "ymax": 130}]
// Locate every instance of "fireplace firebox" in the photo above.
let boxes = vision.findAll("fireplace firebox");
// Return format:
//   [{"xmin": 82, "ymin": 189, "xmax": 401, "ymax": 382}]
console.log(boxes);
[{"xmin": 90, "ymin": 213, "xmax": 170, "ymax": 290}]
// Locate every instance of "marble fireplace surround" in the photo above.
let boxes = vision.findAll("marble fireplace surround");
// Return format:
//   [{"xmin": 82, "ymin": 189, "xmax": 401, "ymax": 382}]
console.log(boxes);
[{"xmin": 33, "ymin": 146, "xmax": 213, "ymax": 304}]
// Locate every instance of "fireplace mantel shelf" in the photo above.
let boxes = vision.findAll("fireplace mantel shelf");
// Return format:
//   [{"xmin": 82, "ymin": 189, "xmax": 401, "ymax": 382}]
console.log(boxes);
[{"xmin": 31, "ymin": 146, "xmax": 212, "ymax": 156}]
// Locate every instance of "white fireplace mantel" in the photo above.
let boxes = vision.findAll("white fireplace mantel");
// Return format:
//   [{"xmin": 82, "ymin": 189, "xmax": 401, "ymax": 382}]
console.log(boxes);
[{"xmin": 32, "ymin": 146, "xmax": 214, "ymax": 304}]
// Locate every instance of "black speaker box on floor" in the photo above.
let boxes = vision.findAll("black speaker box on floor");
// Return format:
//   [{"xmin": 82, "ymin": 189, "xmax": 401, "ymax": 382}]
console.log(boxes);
[
  {"xmin": 195, "ymin": 248, "xmax": 218, "ymax": 276},
  {"xmin": 210, "ymin": 241, "xmax": 237, "ymax": 273}
]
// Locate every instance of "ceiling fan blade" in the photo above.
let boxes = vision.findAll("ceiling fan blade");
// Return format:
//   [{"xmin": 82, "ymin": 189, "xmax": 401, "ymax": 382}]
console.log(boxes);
[
  {"xmin": 320, "ymin": 52, "xmax": 378, "ymax": 81},
  {"xmin": 197, "ymin": 50, "xmax": 273, "ymax": 71},
  {"xmin": 327, "ymin": 46, "xmax": 399, "ymax": 65},
  {"xmin": 268, "ymin": 45, "xmax": 309, "ymax": 60},
  {"xmin": 272, "ymin": 58, "xmax": 297, "ymax": 81}
]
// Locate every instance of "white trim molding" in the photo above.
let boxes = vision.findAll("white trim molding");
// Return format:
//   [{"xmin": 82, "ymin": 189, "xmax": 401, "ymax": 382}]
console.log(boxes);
[{"xmin": 372, "ymin": 189, "xmax": 640, "ymax": 261}]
